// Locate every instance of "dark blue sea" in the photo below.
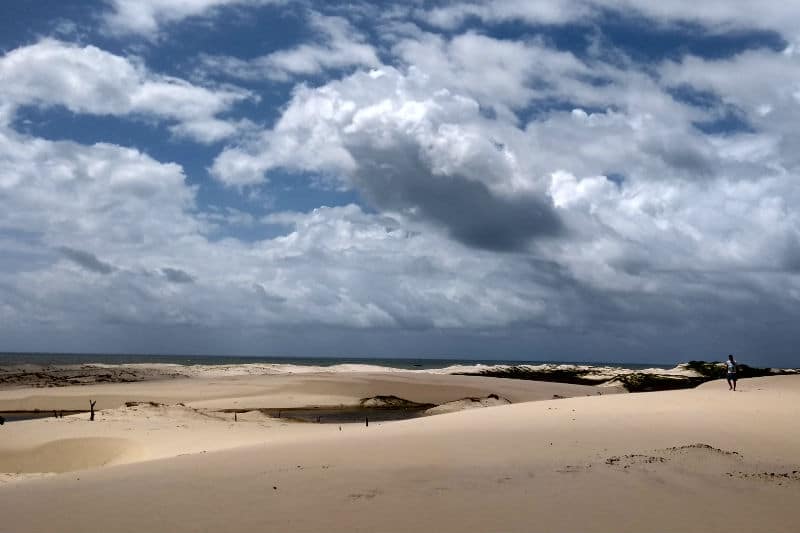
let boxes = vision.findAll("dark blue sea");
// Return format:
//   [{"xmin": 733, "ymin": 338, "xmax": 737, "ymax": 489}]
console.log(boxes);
[{"xmin": 0, "ymin": 352, "xmax": 673, "ymax": 370}]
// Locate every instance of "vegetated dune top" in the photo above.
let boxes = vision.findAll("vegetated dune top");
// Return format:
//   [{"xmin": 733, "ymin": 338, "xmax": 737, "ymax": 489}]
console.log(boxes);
[{"xmin": 0, "ymin": 375, "xmax": 798, "ymax": 532}]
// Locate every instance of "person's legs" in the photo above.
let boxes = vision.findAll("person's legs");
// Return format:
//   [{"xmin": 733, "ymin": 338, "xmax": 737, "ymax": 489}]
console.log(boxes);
[
  {"xmin": 733, "ymin": 376, "xmax": 737, "ymax": 391},
  {"xmin": 727, "ymin": 376, "xmax": 733, "ymax": 390}
]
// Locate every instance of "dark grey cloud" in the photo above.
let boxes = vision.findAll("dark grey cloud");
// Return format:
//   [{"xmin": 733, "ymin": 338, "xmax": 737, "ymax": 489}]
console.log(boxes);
[
  {"xmin": 642, "ymin": 137, "xmax": 713, "ymax": 178},
  {"xmin": 254, "ymin": 284, "xmax": 286, "ymax": 304},
  {"xmin": 161, "ymin": 267, "xmax": 195, "ymax": 284},
  {"xmin": 58, "ymin": 247, "xmax": 114, "ymax": 274},
  {"xmin": 351, "ymin": 142, "xmax": 563, "ymax": 251}
]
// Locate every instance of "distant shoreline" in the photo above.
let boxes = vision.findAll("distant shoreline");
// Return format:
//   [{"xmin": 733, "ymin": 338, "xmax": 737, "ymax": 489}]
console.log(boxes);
[{"xmin": 0, "ymin": 351, "xmax": 678, "ymax": 370}]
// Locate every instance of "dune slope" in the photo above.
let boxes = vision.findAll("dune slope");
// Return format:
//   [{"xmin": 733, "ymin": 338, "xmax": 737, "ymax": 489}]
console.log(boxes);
[{"xmin": 0, "ymin": 376, "xmax": 798, "ymax": 532}]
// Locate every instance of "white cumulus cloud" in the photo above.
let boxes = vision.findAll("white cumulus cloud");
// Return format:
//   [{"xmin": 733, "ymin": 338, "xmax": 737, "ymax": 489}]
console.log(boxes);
[
  {"xmin": 102, "ymin": 0, "xmax": 282, "ymax": 38},
  {"xmin": 0, "ymin": 39, "xmax": 251, "ymax": 143}
]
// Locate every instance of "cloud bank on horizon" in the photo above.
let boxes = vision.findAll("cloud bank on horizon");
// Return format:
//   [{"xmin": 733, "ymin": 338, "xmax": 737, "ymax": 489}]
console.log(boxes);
[{"xmin": 0, "ymin": 0, "xmax": 798, "ymax": 364}]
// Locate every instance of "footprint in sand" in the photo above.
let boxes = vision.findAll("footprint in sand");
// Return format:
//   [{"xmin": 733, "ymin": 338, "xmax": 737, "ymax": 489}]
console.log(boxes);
[
  {"xmin": 599, "ymin": 443, "xmax": 799, "ymax": 485},
  {"xmin": 661, "ymin": 443, "xmax": 741, "ymax": 456},
  {"xmin": 727, "ymin": 471, "xmax": 800, "ymax": 485},
  {"xmin": 604, "ymin": 454, "xmax": 667, "ymax": 468},
  {"xmin": 556, "ymin": 464, "xmax": 592, "ymax": 473},
  {"xmin": 348, "ymin": 488, "xmax": 382, "ymax": 500}
]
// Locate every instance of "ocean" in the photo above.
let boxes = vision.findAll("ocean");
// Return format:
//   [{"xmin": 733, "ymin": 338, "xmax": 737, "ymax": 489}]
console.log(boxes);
[{"xmin": 0, "ymin": 352, "xmax": 674, "ymax": 370}]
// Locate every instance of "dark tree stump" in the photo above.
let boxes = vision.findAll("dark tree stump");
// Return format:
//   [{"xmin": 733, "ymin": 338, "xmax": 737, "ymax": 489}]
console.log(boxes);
[{"xmin": 89, "ymin": 400, "xmax": 97, "ymax": 421}]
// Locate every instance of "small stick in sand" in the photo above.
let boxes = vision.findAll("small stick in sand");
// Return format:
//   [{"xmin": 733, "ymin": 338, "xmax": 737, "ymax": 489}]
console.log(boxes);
[
  {"xmin": 365, "ymin": 416, "xmax": 369, "ymax": 427},
  {"xmin": 234, "ymin": 412, "xmax": 237, "ymax": 422},
  {"xmin": 89, "ymin": 400, "xmax": 97, "ymax": 421}
]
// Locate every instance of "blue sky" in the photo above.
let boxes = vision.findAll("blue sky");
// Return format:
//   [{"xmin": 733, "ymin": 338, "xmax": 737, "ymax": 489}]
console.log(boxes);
[{"xmin": 1, "ymin": 0, "xmax": 799, "ymax": 365}]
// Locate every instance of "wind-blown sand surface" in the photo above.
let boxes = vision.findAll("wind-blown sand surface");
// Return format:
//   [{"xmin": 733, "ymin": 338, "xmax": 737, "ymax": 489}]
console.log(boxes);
[
  {"xmin": 0, "ymin": 372, "xmax": 606, "ymax": 472},
  {"xmin": 0, "ymin": 370, "xmax": 608, "ymax": 411},
  {"xmin": 0, "ymin": 372, "xmax": 798, "ymax": 532}
]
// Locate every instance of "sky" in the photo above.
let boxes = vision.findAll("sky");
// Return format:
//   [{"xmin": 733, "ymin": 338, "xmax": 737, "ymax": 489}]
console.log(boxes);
[{"xmin": 0, "ymin": 0, "xmax": 799, "ymax": 365}]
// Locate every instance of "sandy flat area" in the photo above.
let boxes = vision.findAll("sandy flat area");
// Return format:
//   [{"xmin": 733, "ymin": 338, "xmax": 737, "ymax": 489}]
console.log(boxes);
[
  {"xmin": 0, "ymin": 372, "xmax": 605, "ymax": 471},
  {"xmin": 0, "ymin": 372, "xmax": 798, "ymax": 532},
  {"xmin": 0, "ymin": 371, "xmax": 608, "ymax": 411}
]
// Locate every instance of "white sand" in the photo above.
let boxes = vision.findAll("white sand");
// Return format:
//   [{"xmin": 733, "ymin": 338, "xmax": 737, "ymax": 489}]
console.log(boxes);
[
  {"xmin": 0, "ymin": 371, "xmax": 609, "ymax": 411},
  {"xmin": 0, "ymin": 372, "xmax": 604, "ymax": 472},
  {"xmin": 0, "ymin": 373, "xmax": 798, "ymax": 532}
]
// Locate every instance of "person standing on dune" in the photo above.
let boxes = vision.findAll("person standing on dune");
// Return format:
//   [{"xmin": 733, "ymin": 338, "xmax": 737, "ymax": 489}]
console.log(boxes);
[{"xmin": 726, "ymin": 355, "xmax": 738, "ymax": 391}]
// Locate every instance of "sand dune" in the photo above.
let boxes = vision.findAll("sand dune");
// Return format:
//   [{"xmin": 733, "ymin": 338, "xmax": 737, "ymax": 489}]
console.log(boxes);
[
  {"xmin": 0, "ymin": 437, "xmax": 141, "ymax": 474},
  {"xmin": 0, "ymin": 371, "xmax": 609, "ymax": 411},
  {"xmin": 0, "ymin": 403, "xmax": 324, "ymax": 473},
  {"xmin": 0, "ymin": 374, "xmax": 798, "ymax": 532},
  {"xmin": 0, "ymin": 373, "xmax": 605, "ymax": 474}
]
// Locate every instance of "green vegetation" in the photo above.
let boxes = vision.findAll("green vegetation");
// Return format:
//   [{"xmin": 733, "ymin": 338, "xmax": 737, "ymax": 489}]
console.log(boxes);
[
  {"xmin": 736, "ymin": 364, "xmax": 784, "ymax": 378},
  {"xmin": 613, "ymin": 373, "xmax": 708, "ymax": 393},
  {"xmin": 453, "ymin": 366, "xmax": 603, "ymax": 386},
  {"xmin": 457, "ymin": 361, "xmax": 792, "ymax": 393},
  {"xmin": 684, "ymin": 360, "xmax": 724, "ymax": 378},
  {"xmin": 358, "ymin": 395, "xmax": 434, "ymax": 408}
]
